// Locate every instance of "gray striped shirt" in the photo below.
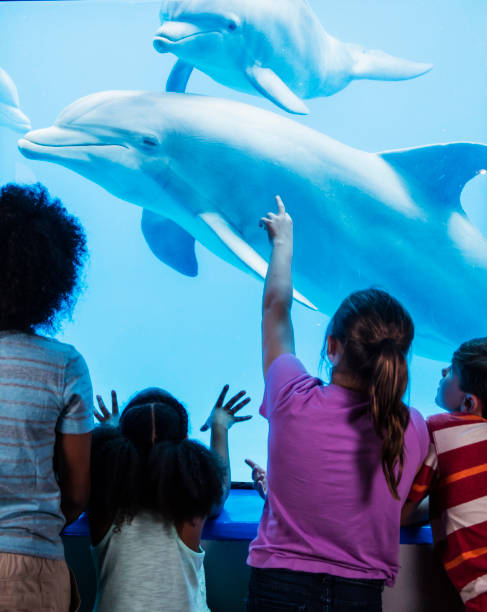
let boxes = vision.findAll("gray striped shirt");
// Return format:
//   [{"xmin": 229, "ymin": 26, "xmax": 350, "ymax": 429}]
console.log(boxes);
[{"xmin": 0, "ymin": 331, "xmax": 93, "ymax": 559}]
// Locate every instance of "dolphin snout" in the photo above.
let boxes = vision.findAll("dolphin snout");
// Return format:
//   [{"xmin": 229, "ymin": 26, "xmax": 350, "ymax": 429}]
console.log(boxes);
[
  {"xmin": 153, "ymin": 22, "xmax": 206, "ymax": 51},
  {"xmin": 22, "ymin": 126, "xmax": 98, "ymax": 147},
  {"xmin": 18, "ymin": 126, "xmax": 109, "ymax": 161}
]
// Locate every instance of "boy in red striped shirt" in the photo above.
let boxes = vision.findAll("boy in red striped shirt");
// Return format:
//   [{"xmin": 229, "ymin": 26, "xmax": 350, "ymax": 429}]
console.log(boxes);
[{"xmin": 403, "ymin": 338, "xmax": 487, "ymax": 611}]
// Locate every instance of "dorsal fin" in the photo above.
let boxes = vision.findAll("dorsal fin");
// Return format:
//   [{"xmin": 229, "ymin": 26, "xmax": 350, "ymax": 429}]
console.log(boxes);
[{"xmin": 380, "ymin": 143, "xmax": 487, "ymax": 212}]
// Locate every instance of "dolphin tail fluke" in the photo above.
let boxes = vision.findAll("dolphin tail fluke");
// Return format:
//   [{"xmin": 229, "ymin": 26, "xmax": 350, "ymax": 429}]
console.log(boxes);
[
  {"xmin": 245, "ymin": 65, "xmax": 309, "ymax": 115},
  {"xmin": 166, "ymin": 59, "xmax": 194, "ymax": 93},
  {"xmin": 141, "ymin": 209, "xmax": 198, "ymax": 277},
  {"xmin": 199, "ymin": 211, "xmax": 316, "ymax": 309},
  {"xmin": 350, "ymin": 46, "xmax": 432, "ymax": 81},
  {"xmin": 380, "ymin": 143, "xmax": 487, "ymax": 210}
]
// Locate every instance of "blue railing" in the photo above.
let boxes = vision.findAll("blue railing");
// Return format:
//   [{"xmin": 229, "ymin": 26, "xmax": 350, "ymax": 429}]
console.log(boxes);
[{"xmin": 63, "ymin": 489, "xmax": 432, "ymax": 544}]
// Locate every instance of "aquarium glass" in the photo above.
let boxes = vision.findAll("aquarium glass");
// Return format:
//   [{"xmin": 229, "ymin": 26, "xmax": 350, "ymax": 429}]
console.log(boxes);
[{"xmin": 1, "ymin": 0, "xmax": 486, "ymax": 480}]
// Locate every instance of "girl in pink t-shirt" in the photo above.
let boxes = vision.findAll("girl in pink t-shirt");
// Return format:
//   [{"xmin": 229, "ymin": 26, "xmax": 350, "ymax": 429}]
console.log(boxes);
[{"xmin": 246, "ymin": 197, "xmax": 428, "ymax": 611}]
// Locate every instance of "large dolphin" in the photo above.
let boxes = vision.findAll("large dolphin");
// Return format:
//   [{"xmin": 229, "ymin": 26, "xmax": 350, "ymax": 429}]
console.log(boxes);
[
  {"xmin": 153, "ymin": 0, "xmax": 432, "ymax": 114},
  {"xmin": 0, "ymin": 67, "xmax": 31, "ymax": 133},
  {"xmin": 18, "ymin": 91, "xmax": 487, "ymax": 359}
]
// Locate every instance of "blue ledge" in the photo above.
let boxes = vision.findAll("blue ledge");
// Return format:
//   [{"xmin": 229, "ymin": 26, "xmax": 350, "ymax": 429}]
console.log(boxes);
[{"xmin": 62, "ymin": 488, "xmax": 432, "ymax": 545}]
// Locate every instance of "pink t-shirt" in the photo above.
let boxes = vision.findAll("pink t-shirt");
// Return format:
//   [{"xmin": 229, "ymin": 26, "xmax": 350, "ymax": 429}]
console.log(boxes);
[{"xmin": 247, "ymin": 354, "xmax": 429, "ymax": 586}]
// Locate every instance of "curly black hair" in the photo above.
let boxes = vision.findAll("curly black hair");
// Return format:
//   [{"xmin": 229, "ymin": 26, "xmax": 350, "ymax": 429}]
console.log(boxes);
[
  {"xmin": 0, "ymin": 182, "xmax": 87, "ymax": 332},
  {"xmin": 90, "ymin": 388, "xmax": 224, "ymax": 531}
]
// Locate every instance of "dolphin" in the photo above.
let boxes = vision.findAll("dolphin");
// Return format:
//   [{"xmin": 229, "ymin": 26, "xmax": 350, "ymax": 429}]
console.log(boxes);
[
  {"xmin": 153, "ymin": 0, "xmax": 432, "ymax": 114},
  {"xmin": 0, "ymin": 67, "xmax": 31, "ymax": 133},
  {"xmin": 18, "ymin": 91, "xmax": 487, "ymax": 359}
]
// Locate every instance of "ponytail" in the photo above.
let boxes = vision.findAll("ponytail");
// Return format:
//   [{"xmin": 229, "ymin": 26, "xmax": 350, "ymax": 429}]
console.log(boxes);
[
  {"xmin": 326, "ymin": 289, "xmax": 414, "ymax": 500},
  {"xmin": 368, "ymin": 340, "xmax": 410, "ymax": 499}
]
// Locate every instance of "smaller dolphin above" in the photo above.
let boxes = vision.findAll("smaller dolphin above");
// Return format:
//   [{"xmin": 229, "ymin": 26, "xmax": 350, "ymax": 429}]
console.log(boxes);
[
  {"xmin": 153, "ymin": 0, "xmax": 433, "ymax": 114},
  {"xmin": 0, "ymin": 67, "xmax": 31, "ymax": 133}
]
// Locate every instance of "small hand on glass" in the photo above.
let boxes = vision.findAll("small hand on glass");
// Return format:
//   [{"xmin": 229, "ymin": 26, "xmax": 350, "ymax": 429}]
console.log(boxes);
[
  {"xmin": 200, "ymin": 384, "xmax": 252, "ymax": 432},
  {"xmin": 95, "ymin": 390, "xmax": 120, "ymax": 427},
  {"xmin": 245, "ymin": 458, "xmax": 267, "ymax": 500},
  {"xmin": 259, "ymin": 195, "xmax": 292, "ymax": 244}
]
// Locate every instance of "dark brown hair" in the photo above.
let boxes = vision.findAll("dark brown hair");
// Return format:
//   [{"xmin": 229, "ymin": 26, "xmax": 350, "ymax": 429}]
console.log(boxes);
[
  {"xmin": 452, "ymin": 338, "xmax": 487, "ymax": 418},
  {"xmin": 323, "ymin": 289, "xmax": 414, "ymax": 499}
]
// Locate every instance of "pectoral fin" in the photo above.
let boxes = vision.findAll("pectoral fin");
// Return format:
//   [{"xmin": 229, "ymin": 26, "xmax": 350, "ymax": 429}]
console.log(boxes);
[
  {"xmin": 199, "ymin": 212, "xmax": 316, "ymax": 309},
  {"xmin": 141, "ymin": 209, "xmax": 198, "ymax": 277},
  {"xmin": 245, "ymin": 65, "xmax": 309, "ymax": 115},
  {"xmin": 166, "ymin": 59, "xmax": 194, "ymax": 93}
]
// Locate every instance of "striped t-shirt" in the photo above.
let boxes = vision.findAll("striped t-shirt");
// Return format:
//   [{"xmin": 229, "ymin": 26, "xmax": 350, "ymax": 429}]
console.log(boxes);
[
  {"xmin": 0, "ymin": 331, "xmax": 93, "ymax": 560},
  {"xmin": 408, "ymin": 412, "xmax": 487, "ymax": 610}
]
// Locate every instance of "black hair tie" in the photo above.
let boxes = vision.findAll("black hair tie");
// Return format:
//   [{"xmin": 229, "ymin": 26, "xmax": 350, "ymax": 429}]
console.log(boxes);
[{"xmin": 375, "ymin": 338, "xmax": 397, "ymax": 353}]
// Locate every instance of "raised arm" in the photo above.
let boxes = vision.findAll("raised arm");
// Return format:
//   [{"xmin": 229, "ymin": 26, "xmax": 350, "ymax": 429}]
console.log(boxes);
[
  {"xmin": 201, "ymin": 385, "xmax": 252, "ymax": 517},
  {"xmin": 260, "ymin": 196, "xmax": 295, "ymax": 377}
]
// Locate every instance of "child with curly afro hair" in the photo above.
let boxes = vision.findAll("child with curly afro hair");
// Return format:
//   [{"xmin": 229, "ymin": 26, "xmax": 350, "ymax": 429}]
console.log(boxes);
[{"xmin": 0, "ymin": 183, "xmax": 93, "ymax": 612}]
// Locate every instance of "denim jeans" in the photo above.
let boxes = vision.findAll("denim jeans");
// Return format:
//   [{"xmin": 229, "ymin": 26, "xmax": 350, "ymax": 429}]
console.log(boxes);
[{"xmin": 247, "ymin": 567, "xmax": 384, "ymax": 611}]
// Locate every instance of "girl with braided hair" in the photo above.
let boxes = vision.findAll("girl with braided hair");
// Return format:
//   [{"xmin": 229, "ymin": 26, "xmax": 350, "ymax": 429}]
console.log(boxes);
[
  {"xmin": 89, "ymin": 385, "xmax": 251, "ymax": 612},
  {"xmin": 246, "ymin": 197, "xmax": 430, "ymax": 611}
]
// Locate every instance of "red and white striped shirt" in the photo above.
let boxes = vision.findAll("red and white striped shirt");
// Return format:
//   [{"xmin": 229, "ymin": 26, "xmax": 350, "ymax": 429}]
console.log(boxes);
[{"xmin": 408, "ymin": 412, "xmax": 487, "ymax": 611}]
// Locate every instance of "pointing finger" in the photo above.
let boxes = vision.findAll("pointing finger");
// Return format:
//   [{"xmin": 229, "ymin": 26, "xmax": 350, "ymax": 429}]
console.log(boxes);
[
  {"xmin": 245, "ymin": 458, "xmax": 262, "ymax": 470},
  {"xmin": 275, "ymin": 195, "xmax": 285, "ymax": 214}
]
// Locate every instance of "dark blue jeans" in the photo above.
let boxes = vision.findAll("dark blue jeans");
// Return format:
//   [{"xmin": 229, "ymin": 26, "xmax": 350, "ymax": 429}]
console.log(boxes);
[{"xmin": 247, "ymin": 567, "xmax": 384, "ymax": 611}]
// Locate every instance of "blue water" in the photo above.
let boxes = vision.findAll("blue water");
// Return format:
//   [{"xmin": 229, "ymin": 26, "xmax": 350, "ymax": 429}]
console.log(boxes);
[{"xmin": 1, "ymin": 0, "xmax": 486, "ymax": 480}]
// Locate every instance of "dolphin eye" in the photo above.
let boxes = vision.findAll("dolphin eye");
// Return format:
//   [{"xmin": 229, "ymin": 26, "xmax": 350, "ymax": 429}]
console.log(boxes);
[
  {"xmin": 142, "ymin": 136, "xmax": 159, "ymax": 148},
  {"xmin": 227, "ymin": 20, "xmax": 238, "ymax": 31}
]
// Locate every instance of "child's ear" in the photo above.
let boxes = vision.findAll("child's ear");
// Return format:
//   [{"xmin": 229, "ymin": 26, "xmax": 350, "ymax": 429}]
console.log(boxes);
[
  {"xmin": 462, "ymin": 394, "xmax": 483, "ymax": 417},
  {"xmin": 327, "ymin": 335, "xmax": 340, "ymax": 365}
]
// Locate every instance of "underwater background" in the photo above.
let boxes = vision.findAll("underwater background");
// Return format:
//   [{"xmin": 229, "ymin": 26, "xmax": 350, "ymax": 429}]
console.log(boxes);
[{"xmin": 1, "ymin": 0, "xmax": 486, "ymax": 480}]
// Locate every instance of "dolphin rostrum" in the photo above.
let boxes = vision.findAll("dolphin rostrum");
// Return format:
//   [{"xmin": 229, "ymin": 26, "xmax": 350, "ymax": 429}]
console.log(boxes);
[
  {"xmin": 0, "ymin": 67, "xmax": 31, "ymax": 133},
  {"xmin": 18, "ymin": 91, "xmax": 487, "ymax": 359},
  {"xmin": 153, "ymin": 0, "xmax": 432, "ymax": 114}
]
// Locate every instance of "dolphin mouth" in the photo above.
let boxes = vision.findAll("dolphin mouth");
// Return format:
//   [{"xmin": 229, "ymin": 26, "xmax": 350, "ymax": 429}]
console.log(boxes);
[
  {"xmin": 18, "ymin": 127, "xmax": 127, "ymax": 160},
  {"xmin": 153, "ymin": 22, "xmax": 219, "ymax": 50},
  {"xmin": 19, "ymin": 139, "xmax": 125, "ymax": 154},
  {"xmin": 154, "ymin": 32, "xmax": 212, "ymax": 42}
]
